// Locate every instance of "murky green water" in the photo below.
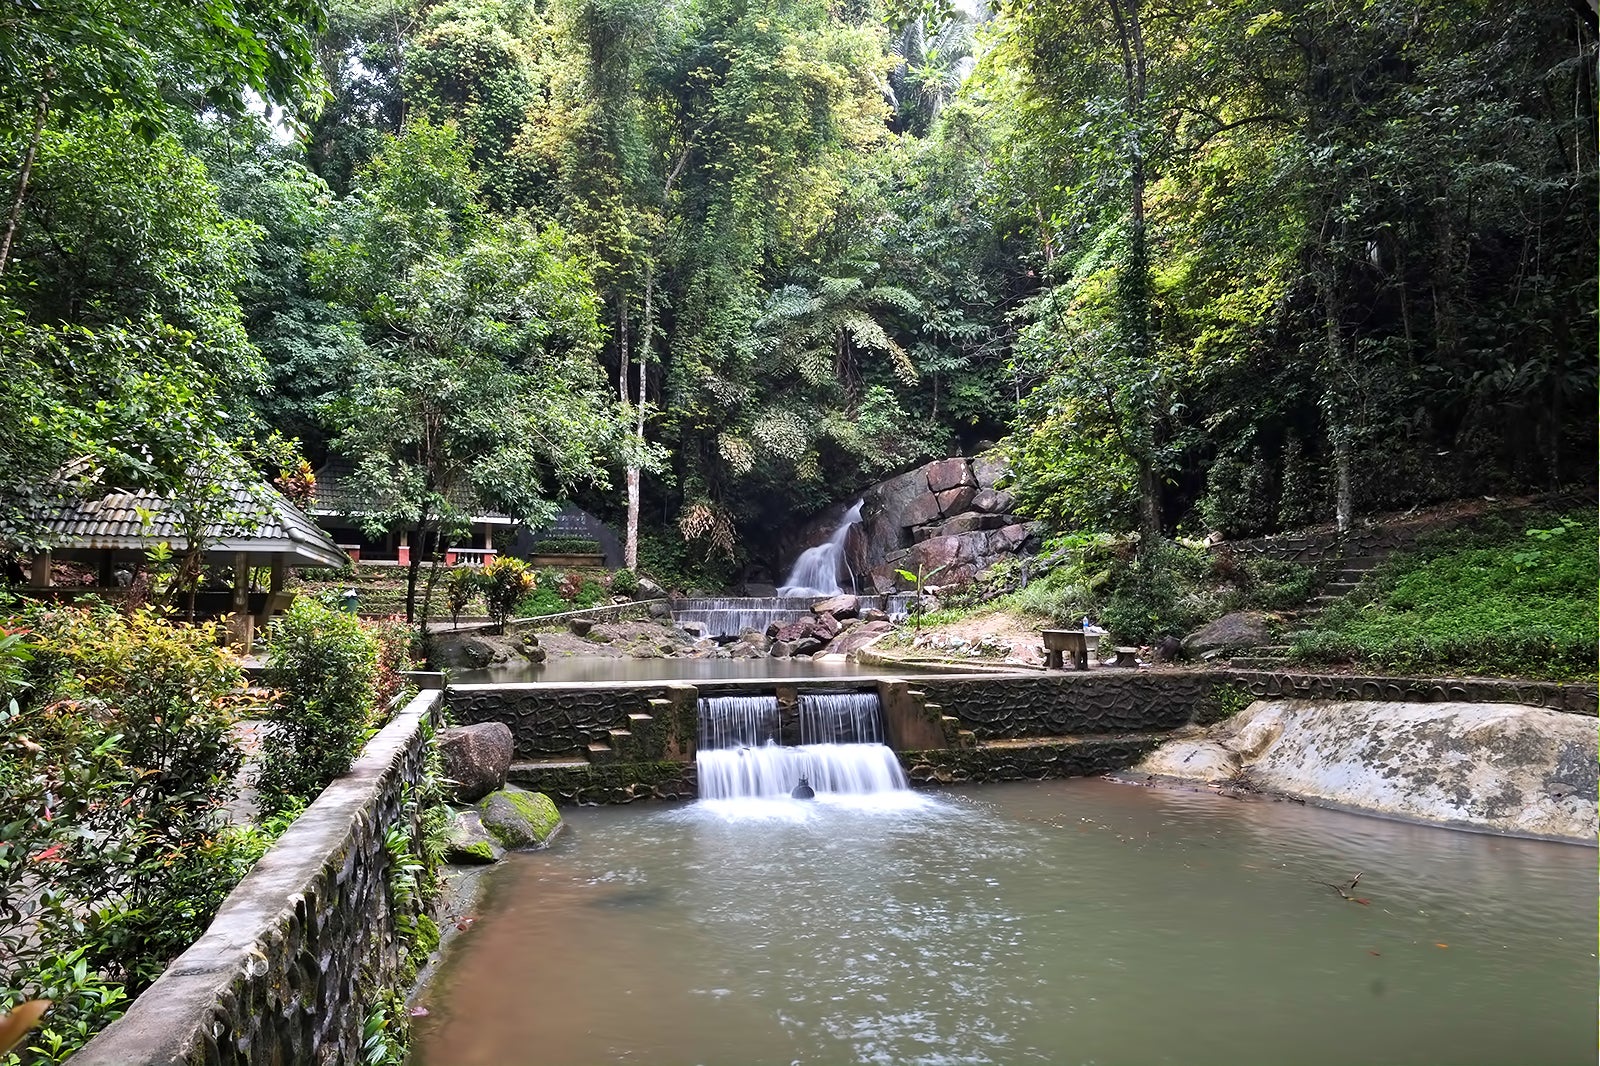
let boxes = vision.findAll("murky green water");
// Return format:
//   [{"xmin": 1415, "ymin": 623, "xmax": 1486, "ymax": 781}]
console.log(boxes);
[{"xmin": 415, "ymin": 780, "xmax": 1593, "ymax": 1066}]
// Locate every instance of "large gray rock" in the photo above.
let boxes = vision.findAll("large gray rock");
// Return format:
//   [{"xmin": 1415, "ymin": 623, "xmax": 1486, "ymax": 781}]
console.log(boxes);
[
  {"xmin": 444, "ymin": 810, "xmax": 504, "ymax": 865},
  {"xmin": 925, "ymin": 457, "xmax": 975, "ymax": 493},
  {"xmin": 476, "ymin": 787, "xmax": 563, "ymax": 849},
  {"xmin": 1181, "ymin": 610, "xmax": 1273, "ymax": 654},
  {"xmin": 811, "ymin": 594, "xmax": 859, "ymax": 619},
  {"xmin": 791, "ymin": 636, "xmax": 827, "ymax": 656},
  {"xmin": 971, "ymin": 453, "xmax": 1009, "ymax": 489},
  {"xmin": 437, "ymin": 722, "xmax": 514, "ymax": 802},
  {"xmin": 1138, "ymin": 700, "xmax": 1599, "ymax": 843},
  {"xmin": 831, "ymin": 621, "xmax": 894, "ymax": 657},
  {"xmin": 970, "ymin": 488, "xmax": 1016, "ymax": 514},
  {"xmin": 935, "ymin": 485, "xmax": 977, "ymax": 516}
]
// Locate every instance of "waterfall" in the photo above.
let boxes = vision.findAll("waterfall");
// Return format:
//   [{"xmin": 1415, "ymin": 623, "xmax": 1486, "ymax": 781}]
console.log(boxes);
[
  {"xmin": 778, "ymin": 501, "xmax": 863, "ymax": 597},
  {"xmin": 672, "ymin": 593, "xmax": 916, "ymax": 639},
  {"xmin": 695, "ymin": 690, "xmax": 909, "ymax": 801},
  {"xmin": 697, "ymin": 695, "xmax": 781, "ymax": 750},
  {"xmin": 798, "ymin": 692, "xmax": 884, "ymax": 745}
]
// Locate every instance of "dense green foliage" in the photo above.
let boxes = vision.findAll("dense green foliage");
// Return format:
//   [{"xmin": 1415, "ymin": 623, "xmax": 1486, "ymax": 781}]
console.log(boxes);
[
  {"xmin": 0, "ymin": 607, "xmax": 256, "ymax": 1064},
  {"xmin": 1292, "ymin": 514, "xmax": 1599, "ymax": 680},
  {"xmin": 258, "ymin": 598, "xmax": 386, "ymax": 814},
  {"xmin": 1, "ymin": 0, "xmax": 1591, "ymax": 584},
  {"xmin": 986, "ymin": 535, "xmax": 1313, "ymax": 644}
]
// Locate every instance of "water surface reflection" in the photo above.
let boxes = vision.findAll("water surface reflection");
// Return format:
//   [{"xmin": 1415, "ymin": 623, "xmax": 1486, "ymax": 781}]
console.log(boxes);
[{"xmin": 416, "ymin": 778, "xmax": 1592, "ymax": 1066}]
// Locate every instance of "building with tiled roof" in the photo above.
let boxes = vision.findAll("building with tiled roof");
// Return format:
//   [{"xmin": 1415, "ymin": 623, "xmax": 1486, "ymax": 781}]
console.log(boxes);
[{"xmin": 19, "ymin": 477, "xmax": 347, "ymax": 647}]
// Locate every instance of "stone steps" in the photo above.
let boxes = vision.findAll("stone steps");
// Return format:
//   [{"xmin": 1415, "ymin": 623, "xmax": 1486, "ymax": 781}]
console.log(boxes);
[{"xmin": 510, "ymin": 758, "xmax": 592, "ymax": 773}]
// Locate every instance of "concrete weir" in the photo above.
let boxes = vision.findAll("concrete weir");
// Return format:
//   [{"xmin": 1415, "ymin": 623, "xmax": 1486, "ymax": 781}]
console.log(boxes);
[{"xmin": 443, "ymin": 670, "xmax": 1599, "ymax": 815}]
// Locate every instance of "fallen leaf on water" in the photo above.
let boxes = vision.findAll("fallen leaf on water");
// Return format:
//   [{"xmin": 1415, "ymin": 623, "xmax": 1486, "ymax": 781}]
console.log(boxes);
[
  {"xmin": 1368, "ymin": 951, "xmax": 1381, "ymax": 956},
  {"xmin": 1435, "ymin": 943, "xmax": 1448, "ymax": 949},
  {"xmin": 1354, "ymin": 898, "xmax": 1370, "ymax": 906}
]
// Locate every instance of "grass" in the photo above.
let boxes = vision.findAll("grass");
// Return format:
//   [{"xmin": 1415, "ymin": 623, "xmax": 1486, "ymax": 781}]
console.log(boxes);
[{"xmin": 1291, "ymin": 513, "xmax": 1597, "ymax": 680}]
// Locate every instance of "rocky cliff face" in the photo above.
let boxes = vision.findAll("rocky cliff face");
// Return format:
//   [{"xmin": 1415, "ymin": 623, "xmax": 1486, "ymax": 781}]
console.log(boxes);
[{"xmin": 782, "ymin": 454, "xmax": 1043, "ymax": 594}]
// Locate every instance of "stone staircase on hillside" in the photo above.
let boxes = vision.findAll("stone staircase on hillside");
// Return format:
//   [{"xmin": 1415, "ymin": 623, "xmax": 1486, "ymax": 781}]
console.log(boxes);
[
  {"xmin": 1308, "ymin": 552, "xmax": 1389, "ymax": 607},
  {"xmin": 1227, "ymin": 550, "xmax": 1393, "ymax": 670}
]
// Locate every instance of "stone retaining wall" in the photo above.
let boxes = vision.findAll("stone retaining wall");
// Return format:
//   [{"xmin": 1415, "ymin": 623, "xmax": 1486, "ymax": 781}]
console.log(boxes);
[
  {"xmin": 73, "ymin": 689, "xmax": 444, "ymax": 1066},
  {"xmin": 1227, "ymin": 670, "xmax": 1596, "ymax": 716},
  {"xmin": 449, "ymin": 681, "xmax": 665, "ymax": 758},
  {"xmin": 455, "ymin": 670, "xmax": 1594, "ymax": 804},
  {"xmin": 903, "ymin": 734, "xmax": 1167, "ymax": 786},
  {"xmin": 914, "ymin": 673, "xmax": 1219, "ymax": 740}
]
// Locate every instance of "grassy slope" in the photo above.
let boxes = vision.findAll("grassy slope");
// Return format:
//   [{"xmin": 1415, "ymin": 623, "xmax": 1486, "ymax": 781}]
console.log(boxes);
[{"xmin": 1291, "ymin": 513, "xmax": 1597, "ymax": 680}]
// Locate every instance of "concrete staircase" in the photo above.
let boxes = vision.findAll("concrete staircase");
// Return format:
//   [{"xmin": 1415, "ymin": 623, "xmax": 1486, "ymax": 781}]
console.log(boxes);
[{"xmin": 906, "ymin": 687, "xmax": 976, "ymax": 749}]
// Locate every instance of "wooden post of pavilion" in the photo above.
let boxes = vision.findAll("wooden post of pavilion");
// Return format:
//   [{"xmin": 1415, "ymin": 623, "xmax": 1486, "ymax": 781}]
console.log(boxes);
[{"xmin": 229, "ymin": 553, "xmax": 253, "ymax": 651}]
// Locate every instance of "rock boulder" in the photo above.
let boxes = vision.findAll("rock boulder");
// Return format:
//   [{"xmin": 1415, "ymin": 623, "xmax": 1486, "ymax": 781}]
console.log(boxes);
[
  {"xmin": 444, "ymin": 810, "xmax": 504, "ymax": 865},
  {"xmin": 1139, "ymin": 700, "xmax": 1598, "ymax": 842},
  {"xmin": 476, "ymin": 787, "xmax": 563, "ymax": 849},
  {"xmin": 811, "ymin": 594, "xmax": 860, "ymax": 619},
  {"xmin": 1181, "ymin": 611, "xmax": 1273, "ymax": 655},
  {"xmin": 925, "ymin": 457, "xmax": 975, "ymax": 493},
  {"xmin": 437, "ymin": 722, "xmax": 514, "ymax": 802}
]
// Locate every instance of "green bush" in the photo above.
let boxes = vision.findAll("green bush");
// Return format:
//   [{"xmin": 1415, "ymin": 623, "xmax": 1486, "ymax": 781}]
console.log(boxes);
[
  {"xmin": 1291, "ymin": 512, "xmax": 1598, "ymax": 680},
  {"xmin": 258, "ymin": 598, "xmax": 382, "ymax": 815},
  {"xmin": 531, "ymin": 537, "xmax": 601, "ymax": 555},
  {"xmin": 994, "ymin": 537, "xmax": 1314, "ymax": 646},
  {"xmin": 444, "ymin": 567, "xmax": 482, "ymax": 625},
  {"xmin": 511, "ymin": 583, "xmax": 570, "ymax": 618},
  {"xmin": 609, "ymin": 568, "xmax": 640, "ymax": 598},
  {"xmin": 2, "ymin": 605, "xmax": 255, "ymax": 1062},
  {"xmin": 479, "ymin": 557, "xmax": 535, "ymax": 631}
]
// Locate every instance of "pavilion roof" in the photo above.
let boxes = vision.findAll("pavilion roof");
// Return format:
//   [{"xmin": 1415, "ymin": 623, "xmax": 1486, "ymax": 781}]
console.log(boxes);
[{"xmin": 31, "ymin": 478, "xmax": 347, "ymax": 569}]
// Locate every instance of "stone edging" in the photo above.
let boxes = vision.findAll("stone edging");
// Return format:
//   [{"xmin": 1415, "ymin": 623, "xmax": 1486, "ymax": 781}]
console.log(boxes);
[
  {"xmin": 1224, "ymin": 670, "xmax": 1596, "ymax": 716},
  {"xmin": 72, "ymin": 688, "xmax": 444, "ymax": 1066},
  {"xmin": 505, "ymin": 599, "xmax": 668, "ymax": 630}
]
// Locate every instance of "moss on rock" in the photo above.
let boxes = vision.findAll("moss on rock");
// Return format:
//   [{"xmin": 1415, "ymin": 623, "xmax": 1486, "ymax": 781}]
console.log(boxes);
[{"xmin": 477, "ymin": 787, "xmax": 563, "ymax": 848}]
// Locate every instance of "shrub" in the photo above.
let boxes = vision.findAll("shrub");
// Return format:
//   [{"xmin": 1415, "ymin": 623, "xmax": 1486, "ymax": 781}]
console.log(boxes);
[
  {"xmin": 479, "ymin": 557, "xmax": 535, "ymax": 631},
  {"xmin": 258, "ymin": 598, "xmax": 381, "ymax": 815},
  {"xmin": 532, "ymin": 537, "xmax": 601, "ymax": 555},
  {"xmin": 2, "ymin": 605, "xmax": 254, "ymax": 1062},
  {"xmin": 609, "ymin": 568, "xmax": 640, "ymax": 598},
  {"xmin": 1290, "ymin": 512, "xmax": 1598, "ymax": 680},
  {"xmin": 444, "ymin": 567, "xmax": 482, "ymax": 626}
]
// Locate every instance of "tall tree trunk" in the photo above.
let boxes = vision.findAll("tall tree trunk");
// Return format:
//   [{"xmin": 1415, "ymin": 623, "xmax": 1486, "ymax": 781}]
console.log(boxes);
[
  {"xmin": 623, "ymin": 138, "xmax": 694, "ymax": 571},
  {"xmin": 1314, "ymin": 257, "xmax": 1354, "ymax": 533},
  {"xmin": 617, "ymin": 293, "xmax": 629, "ymax": 403},
  {"xmin": 624, "ymin": 266, "xmax": 653, "ymax": 569},
  {"xmin": 404, "ymin": 506, "xmax": 431, "ymax": 623},
  {"xmin": 1109, "ymin": 0, "xmax": 1161, "ymax": 548},
  {"xmin": 0, "ymin": 87, "xmax": 48, "ymax": 279}
]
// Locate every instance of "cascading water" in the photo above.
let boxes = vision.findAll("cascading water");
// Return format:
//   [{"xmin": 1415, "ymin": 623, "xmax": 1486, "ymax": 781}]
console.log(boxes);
[
  {"xmin": 695, "ymin": 690, "xmax": 909, "ymax": 801},
  {"xmin": 697, "ymin": 695, "xmax": 782, "ymax": 750},
  {"xmin": 778, "ymin": 501, "xmax": 863, "ymax": 597},
  {"xmin": 798, "ymin": 692, "xmax": 885, "ymax": 745}
]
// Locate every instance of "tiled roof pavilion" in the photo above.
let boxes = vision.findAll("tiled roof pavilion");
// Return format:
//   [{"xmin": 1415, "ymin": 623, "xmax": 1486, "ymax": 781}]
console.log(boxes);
[{"xmin": 32, "ymin": 481, "xmax": 347, "ymax": 569}]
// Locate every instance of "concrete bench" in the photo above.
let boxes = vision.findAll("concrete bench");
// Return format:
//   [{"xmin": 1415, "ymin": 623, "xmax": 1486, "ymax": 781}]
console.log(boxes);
[{"xmin": 1041, "ymin": 629, "xmax": 1099, "ymax": 671}]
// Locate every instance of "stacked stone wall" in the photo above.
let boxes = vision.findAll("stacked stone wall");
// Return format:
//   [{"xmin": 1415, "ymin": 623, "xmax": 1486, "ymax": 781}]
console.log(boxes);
[
  {"xmin": 915, "ymin": 673, "xmax": 1216, "ymax": 739},
  {"xmin": 73, "ymin": 690, "xmax": 443, "ymax": 1066}
]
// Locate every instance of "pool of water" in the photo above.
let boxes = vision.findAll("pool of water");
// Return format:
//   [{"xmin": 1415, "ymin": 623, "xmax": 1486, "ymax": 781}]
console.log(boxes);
[
  {"xmin": 414, "ymin": 779, "xmax": 1593, "ymax": 1066},
  {"xmin": 450, "ymin": 656, "xmax": 949, "ymax": 684}
]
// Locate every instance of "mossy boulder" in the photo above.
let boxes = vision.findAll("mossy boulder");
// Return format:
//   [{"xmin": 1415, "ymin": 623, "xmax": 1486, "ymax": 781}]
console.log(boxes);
[
  {"xmin": 444, "ymin": 810, "xmax": 505, "ymax": 865},
  {"xmin": 476, "ymin": 787, "xmax": 563, "ymax": 849}
]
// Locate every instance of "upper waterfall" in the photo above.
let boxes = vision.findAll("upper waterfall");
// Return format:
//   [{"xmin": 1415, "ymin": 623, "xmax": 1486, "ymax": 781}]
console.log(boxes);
[{"xmin": 778, "ymin": 500, "xmax": 862, "ymax": 597}]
